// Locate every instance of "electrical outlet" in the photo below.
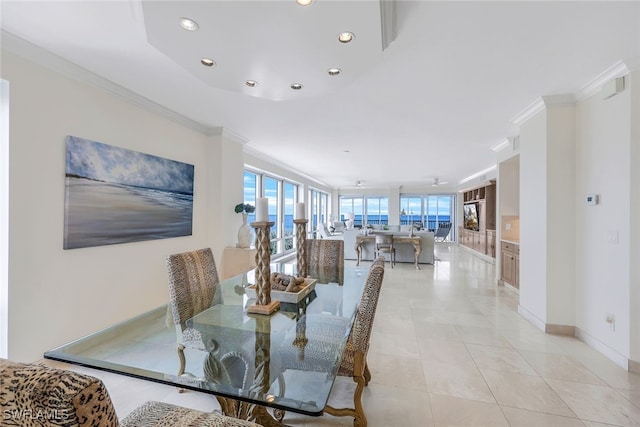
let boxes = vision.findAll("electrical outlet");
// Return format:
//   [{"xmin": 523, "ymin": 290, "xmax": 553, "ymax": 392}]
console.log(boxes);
[
  {"xmin": 505, "ymin": 223, "xmax": 512, "ymax": 231},
  {"xmin": 606, "ymin": 313, "xmax": 616, "ymax": 331}
]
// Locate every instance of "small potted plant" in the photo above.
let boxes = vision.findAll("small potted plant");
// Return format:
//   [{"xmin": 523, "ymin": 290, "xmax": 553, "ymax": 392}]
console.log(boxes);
[
  {"xmin": 235, "ymin": 203, "xmax": 255, "ymax": 248},
  {"xmin": 235, "ymin": 203, "xmax": 255, "ymax": 215}
]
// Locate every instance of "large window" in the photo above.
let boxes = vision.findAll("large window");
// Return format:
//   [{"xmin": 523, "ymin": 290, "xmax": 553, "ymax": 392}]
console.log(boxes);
[
  {"xmin": 339, "ymin": 196, "xmax": 388, "ymax": 227},
  {"xmin": 243, "ymin": 169, "xmax": 299, "ymax": 257},
  {"xmin": 309, "ymin": 188, "xmax": 329, "ymax": 234},
  {"xmin": 400, "ymin": 194, "xmax": 456, "ymax": 240}
]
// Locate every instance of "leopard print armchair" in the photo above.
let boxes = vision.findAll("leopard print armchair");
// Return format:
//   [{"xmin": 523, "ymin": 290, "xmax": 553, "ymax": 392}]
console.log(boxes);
[
  {"xmin": 1, "ymin": 359, "xmax": 261, "ymax": 427},
  {"xmin": 1, "ymin": 359, "xmax": 119, "ymax": 426}
]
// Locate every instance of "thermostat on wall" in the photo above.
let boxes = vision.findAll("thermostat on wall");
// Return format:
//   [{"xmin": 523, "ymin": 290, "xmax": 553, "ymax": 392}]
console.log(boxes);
[{"xmin": 586, "ymin": 194, "xmax": 599, "ymax": 205}]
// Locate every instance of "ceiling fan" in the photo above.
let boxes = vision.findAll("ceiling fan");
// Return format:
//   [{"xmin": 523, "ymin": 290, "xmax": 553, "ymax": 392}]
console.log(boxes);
[{"xmin": 432, "ymin": 178, "xmax": 449, "ymax": 187}]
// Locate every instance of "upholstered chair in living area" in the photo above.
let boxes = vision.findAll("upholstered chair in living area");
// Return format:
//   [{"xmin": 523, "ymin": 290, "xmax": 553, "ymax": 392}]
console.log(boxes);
[
  {"xmin": 305, "ymin": 239, "xmax": 344, "ymax": 285},
  {"xmin": 374, "ymin": 234, "xmax": 395, "ymax": 268},
  {"xmin": 167, "ymin": 247, "xmax": 221, "ymax": 378},
  {"xmin": 324, "ymin": 257, "xmax": 385, "ymax": 427},
  {"xmin": 0, "ymin": 359, "xmax": 260, "ymax": 426}
]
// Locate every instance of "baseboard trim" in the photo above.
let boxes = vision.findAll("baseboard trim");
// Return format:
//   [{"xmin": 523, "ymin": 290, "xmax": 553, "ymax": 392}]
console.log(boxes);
[
  {"xmin": 545, "ymin": 324, "xmax": 575, "ymax": 336},
  {"xmin": 517, "ymin": 304, "xmax": 546, "ymax": 332},
  {"xmin": 517, "ymin": 306, "xmax": 631, "ymax": 370},
  {"xmin": 457, "ymin": 244, "xmax": 496, "ymax": 264},
  {"xmin": 575, "ymin": 328, "xmax": 629, "ymax": 370}
]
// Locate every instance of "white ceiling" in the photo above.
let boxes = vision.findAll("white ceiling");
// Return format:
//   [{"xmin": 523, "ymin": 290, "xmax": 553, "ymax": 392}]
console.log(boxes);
[{"xmin": 1, "ymin": 1, "xmax": 639, "ymax": 190}]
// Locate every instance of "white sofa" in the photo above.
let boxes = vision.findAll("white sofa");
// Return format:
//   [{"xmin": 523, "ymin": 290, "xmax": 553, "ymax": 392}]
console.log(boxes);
[{"xmin": 341, "ymin": 228, "xmax": 435, "ymax": 264}]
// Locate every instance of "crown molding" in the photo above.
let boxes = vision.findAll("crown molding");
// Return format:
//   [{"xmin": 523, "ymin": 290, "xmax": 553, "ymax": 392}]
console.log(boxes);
[
  {"xmin": 1, "ymin": 30, "xmax": 215, "ymax": 136},
  {"xmin": 491, "ymin": 139, "xmax": 510, "ymax": 153},
  {"xmin": 243, "ymin": 145, "xmax": 331, "ymax": 189},
  {"xmin": 221, "ymin": 128, "xmax": 249, "ymax": 145},
  {"xmin": 577, "ymin": 60, "xmax": 632, "ymax": 101},
  {"xmin": 511, "ymin": 97, "xmax": 545, "ymax": 128},
  {"xmin": 458, "ymin": 165, "xmax": 497, "ymax": 186}
]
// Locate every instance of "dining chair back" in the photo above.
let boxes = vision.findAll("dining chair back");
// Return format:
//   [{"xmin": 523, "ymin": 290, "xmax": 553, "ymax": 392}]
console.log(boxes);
[
  {"xmin": 166, "ymin": 247, "xmax": 221, "ymax": 377},
  {"xmin": 374, "ymin": 233, "xmax": 396, "ymax": 268},
  {"xmin": 324, "ymin": 257, "xmax": 385, "ymax": 426},
  {"xmin": 305, "ymin": 239, "xmax": 344, "ymax": 284}
]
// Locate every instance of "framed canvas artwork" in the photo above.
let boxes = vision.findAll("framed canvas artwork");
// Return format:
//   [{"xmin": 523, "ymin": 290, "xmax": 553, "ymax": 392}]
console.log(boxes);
[{"xmin": 64, "ymin": 135, "xmax": 194, "ymax": 249}]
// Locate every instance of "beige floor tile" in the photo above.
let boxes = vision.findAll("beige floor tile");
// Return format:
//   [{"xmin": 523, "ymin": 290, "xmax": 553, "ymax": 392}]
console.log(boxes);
[
  {"xmin": 577, "ymin": 357, "xmax": 640, "ymax": 391},
  {"xmin": 414, "ymin": 321, "xmax": 463, "ymax": 341},
  {"xmin": 369, "ymin": 330, "xmax": 421, "ymax": 359},
  {"xmin": 466, "ymin": 344, "xmax": 537, "ymax": 376},
  {"xmin": 44, "ymin": 246, "xmax": 640, "ymax": 427},
  {"xmin": 454, "ymin": 325, "xmax": 513, "ymax": 348},
  {"xmin": 615, "ymin": 388, "xmax": 640, "ymax": 409},
  {"xmin": 546, "ymin": 378, "xmax": 640, "ymax": 426},
  {"xmin": 429, "ymin": 394, "xmax": 509, "ymax": 427},
  {"xmin": 416, "ymin": 337, "xmax": 476, "ymax": 368},
  {"xmin": 519, "ymin": 350, "xmax": 608, "ymax": 386},
  {"xmin": 480, "ymin": 369, "xmax": 575, "ymax": 417},
  {"xmin": 422, "ymin": 360, "xmax": 496, "ymax": 404},
  {"xmin": 371, "ymin": 310, "xmax": 417, "ymax": 337},
  {"xmin": 500, "ymin": 406, "xmax": 586, "ymax": 427},
  {"xmin": 367, "ymin": 352, "xmax": 427, "ymax": 390}
]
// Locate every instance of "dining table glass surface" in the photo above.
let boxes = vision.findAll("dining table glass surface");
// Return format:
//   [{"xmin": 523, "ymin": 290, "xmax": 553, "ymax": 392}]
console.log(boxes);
[{"xmin": 44, "ymin": 264, "xmax": 367, "ymax": 417}]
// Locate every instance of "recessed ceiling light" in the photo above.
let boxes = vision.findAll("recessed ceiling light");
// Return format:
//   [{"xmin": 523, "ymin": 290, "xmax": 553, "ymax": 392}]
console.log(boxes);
[
  {"xmin": 338, "ymin": 32, "xmax": 355, "ymax": 43},
  {"xmin": 179, "ymin": 17, "xmax": 199, "ymax": 32},
  {"xmin": 296, "ymin": 0, "xmax": 313, "ymax": 5},
  {"xmin": 328, "ymin": 68, "xmax": 342, "ymax": 76},
  {"xmin": 290, "ymin": 83, "xmax": 303, "ymax": 90},
  {"xmin": 245, "ymin": 80, "xmax": 258, "ymax": 87},
  {"xmin": 200, "ymin": 58, "xmax": 215, "ymax": 67}
]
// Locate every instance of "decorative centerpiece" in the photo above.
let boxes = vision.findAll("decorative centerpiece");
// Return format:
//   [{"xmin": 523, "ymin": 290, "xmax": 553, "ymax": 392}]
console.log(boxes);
[
  {"xmin": 235, "ymin": 203, "xmax": 255, "ymax": 249},
  {"xmin": 245, "ymin": 272, "xmax": 317, "ymax": 304},
  {"xmin": 248, "ymin": 197, "xmax": 280, "ymax": 315},
  {"xmin": 294, "ymin": 202, "xmax": 308, "ymax": 279}
]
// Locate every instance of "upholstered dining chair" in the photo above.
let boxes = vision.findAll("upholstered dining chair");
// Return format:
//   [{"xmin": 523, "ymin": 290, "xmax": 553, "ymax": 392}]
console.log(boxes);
[
  {"xmin": 305, "ymin": 239, "xmax": 344, "ymax": 285},
  {"xmin": 374, "ymin": 234, "xmax": 396, "ymax": 268},
  {"xmin": 166, "ymin": 247, "xmax": 221, "ymax": 378},
  {"xmin": 324, "ymin": 257, "xmax": 385, "ymax": 427}
]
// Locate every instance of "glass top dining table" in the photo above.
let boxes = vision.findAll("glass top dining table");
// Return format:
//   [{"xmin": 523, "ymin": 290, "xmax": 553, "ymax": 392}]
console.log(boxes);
[{"xmin": 44, "ymin": 264, "xmax": 367, "ymax": 424}]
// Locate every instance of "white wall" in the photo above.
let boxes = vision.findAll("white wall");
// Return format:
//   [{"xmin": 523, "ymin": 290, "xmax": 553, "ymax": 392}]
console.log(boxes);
[
  {"xmin": 519, "ymin": 110, "xmax": 548, "ymax": 324},
  {"xmin": 1, "ymin": 79, "xmax": 9, "ymax": 358},
  {"xmin": 575, "ymin": 73, "xmax": 633, "ymax": 360},
  {"xmin": 630, "ymin": 70, "xmax": 640, "ymax": 363},
  {"xmin": 545, "ymin": 104, "xmax": 576, "ymax": 327},
  {"xmin": 1, "ymin": 50, "xmax": 240, "ymax": 361}
]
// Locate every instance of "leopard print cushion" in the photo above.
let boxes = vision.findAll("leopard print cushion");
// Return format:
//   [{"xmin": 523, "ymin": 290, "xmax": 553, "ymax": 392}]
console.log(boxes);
[
  {"xmin": 338, "ymin": 259, "xmax": 385, "ymax": 377},
  {"xmin": 0, "ymin": 359, "xmax": 119, "ymax": 426},
  {"xmin": 120, "ymin": 401, "xmax": 260, "ymax": 427},
  {"xmin": 305, "ymin": 239, "xmax": 344, "ymax": 285}
]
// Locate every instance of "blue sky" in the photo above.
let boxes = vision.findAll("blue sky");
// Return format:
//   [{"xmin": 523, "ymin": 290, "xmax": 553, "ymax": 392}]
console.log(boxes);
[{"xmin": 66, "ymin": 135, "xmax": 194, "ymax": 194}]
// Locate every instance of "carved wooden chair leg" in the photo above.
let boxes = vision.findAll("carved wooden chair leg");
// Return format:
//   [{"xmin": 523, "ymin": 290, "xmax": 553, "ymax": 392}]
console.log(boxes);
[
  {"xmin": 363, "ymin": 361, "xmax": 371, "ymax": 386},
  {"xmin": 324, "ymin": 353, "xmax": 368, "ymax": 427}
]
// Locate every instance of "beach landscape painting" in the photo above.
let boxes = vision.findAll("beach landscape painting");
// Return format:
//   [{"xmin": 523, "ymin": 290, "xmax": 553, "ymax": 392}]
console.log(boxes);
[{"xmin": 64, "ymin": 135, "xmax": 194, "ymax": 249}]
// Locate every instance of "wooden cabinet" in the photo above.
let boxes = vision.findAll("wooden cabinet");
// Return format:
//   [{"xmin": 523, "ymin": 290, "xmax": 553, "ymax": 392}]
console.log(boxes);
[
  {"xmin": 501, "ymin": 241, "xmax": 519, "ymax": 289},
  {"xmin": 460, "ymin": 181, "xmax": 496, "ymax": 258},
  {"xmin": 486, "ymin": 230, "xmax": 496, "ymax": 258}
]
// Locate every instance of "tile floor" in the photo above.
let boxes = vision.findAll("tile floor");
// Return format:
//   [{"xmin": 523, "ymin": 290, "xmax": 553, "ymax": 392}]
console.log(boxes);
[{"xmin": 47, "ymin": 245, "xmax": 640, "ymax": 426}]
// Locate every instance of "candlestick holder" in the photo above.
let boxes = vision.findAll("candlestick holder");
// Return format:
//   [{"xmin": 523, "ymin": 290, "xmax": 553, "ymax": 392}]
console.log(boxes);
[
  {"xmin": 248, "ymin": 221, "xmax": 280, "ymax": 315},
  {"xmin": 294, "ymin": 219, "xmax": 308, "ymax": 279}
]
